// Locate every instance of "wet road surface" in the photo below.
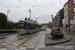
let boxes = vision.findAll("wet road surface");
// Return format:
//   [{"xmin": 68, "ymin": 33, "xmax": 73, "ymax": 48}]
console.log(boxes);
[
  {"xmin": 0, "ymin": 29, "xmax": 75, "ymax": 50},
  {"xmin": 0, "ymin": 29, "xmax": 51, "ymax": 50}
]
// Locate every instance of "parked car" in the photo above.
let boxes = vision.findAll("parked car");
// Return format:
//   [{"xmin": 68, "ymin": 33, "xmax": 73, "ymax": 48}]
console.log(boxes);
[{"xmin": 41, "ymin": 27, "xmax": 47, "ymax": 31}]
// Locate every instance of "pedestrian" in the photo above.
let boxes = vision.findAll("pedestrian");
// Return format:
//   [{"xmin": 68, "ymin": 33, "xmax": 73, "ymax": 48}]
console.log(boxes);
[
  {"xmin": 66, "ymin": 24, "xmax": 68, "ymax": 31},
  {"xmin": 56, "ymin": 27, "xmax": 60, "ymax": 31},
  {"xmin": 60, "ymin": 27, "xmax": 62, "ymax": 31},
  {"xmin": 53, "ymin": 27, "xmax": 55, "ymax": 31},
  {"xmin": 57, "ymin": 27, "xmax": 60, "ymax": 31}
]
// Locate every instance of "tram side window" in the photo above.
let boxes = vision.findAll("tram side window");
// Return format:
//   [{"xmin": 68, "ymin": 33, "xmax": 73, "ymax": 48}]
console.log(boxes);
[
  {"xmin": 18, "ymin": 26, "xmax": 24, "ymax": 29},
  {"xmin": 30, "ymin": 24, "xmax": 32, "ymax": 29},
  {"xmin": 18, "ymin": 23, "xmax": 25, "ymax": 29},
  {"xmin": 26, "ymin": 24, "xmax": 33, "ymax": 30},
  {"xmin": 26, "ymin": 24, "xmax": 30, "ymax": 30},
  {"xmin": 35, "ymin": 25, "xmax": 37, "ymax": 29},
  {"xmin": 31, "ymin": 24, "xmax": 34, "ymax": 29},
  {"xmin": 34, "ymin": 25, "xmax": 36, "ymax": 29}
]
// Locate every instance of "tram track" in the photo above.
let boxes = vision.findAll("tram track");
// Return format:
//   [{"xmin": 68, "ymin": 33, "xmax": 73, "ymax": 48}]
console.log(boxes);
[
  {"xmin": 1, "ymin": 32, "xmax": 40, "ymax": 48},
  {"xmin": 33, "ymin": 32, "xmax": 43, "ymax": 49},
  {"xmin": 17, "ymin": 32, "xmax": 41, "ymax": 47},
  {"xmin": 18, "ymin": 34, "xmax": 36, "ymax": 47}
]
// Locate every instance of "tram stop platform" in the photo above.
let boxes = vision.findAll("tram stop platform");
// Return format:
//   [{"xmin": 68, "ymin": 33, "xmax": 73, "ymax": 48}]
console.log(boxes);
[
  {"xmin": 0, "ymin": 30, "xmax": 17, "ymax": 33},
  {"xmin": 45, "ymin": 33, "xmax": 72, "ymax": 45}
]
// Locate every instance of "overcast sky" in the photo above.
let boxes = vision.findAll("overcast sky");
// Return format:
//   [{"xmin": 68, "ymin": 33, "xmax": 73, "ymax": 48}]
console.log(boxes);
[{"xmin": 0, "ymin": 0, "xmax": 68, "ymax": 24}]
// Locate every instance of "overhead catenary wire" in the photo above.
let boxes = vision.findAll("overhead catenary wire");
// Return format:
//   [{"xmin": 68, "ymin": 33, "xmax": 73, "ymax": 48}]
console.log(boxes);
[
  {"xmin": 19, "ymin": 0, "xmax": 37, "ymax": 17},
  {"xmin": 0, "ymin": 0, "xmax": 36, "ymax": 17},
  {"xmin": 19, "ymin": 0, "xmax": 44, "ymax": 17},
  {"xmin": 0, "ymin": 0, "xmax": 67, "ymax": 22},
  {"xmin": 22, "ymin": 1, "xmax": 44, "ymax": 17},
  {"xmin": 0, "ymin": 1, "xmax": 28, "ymax": 13},
  {"xmin": 19, "ymin": 0, "xmax": 28, "ymax": 10},
  {"xmin": 35, "ymin": 0, "xmax": 44, "ymax": 17},
  {"xmin": 21, "ymin": 0, "xmax": 66, "ymax": 20},
  {"xmin": 0, "ymin": 1, "xmax": 17, "ymax": 8},
  {"xmin": 34, "ymin": 15, "xmax": 50, "ymax": 20},
  {"xmin": 23, "ymin": 2, "xmax": 33, "ymax": 7},
  {"xmin": 60, "ymin": 0, "xmax": 61, "ymax": 4},
  {"xmin": 34, "ymin": 0, "xmax": 66, "ymax": 20},
  {"xmin": 35, "ymin": 0, "xmax": 39, "ymax": 7}
]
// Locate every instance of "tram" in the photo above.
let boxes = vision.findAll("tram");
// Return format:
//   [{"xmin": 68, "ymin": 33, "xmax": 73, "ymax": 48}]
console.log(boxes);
[{"xmin": 17, "ymin": 20, "xmax": 41, "ymax": 34}]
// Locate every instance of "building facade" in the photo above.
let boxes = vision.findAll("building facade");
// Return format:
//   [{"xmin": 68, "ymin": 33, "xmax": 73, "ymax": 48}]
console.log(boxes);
[
  {"xmin": 56, "ymin": 10, "xmax": 60, "ymax": 27},
  {"xmin": 64, "ymin": 2, "xmax": 68, "ymax": 29},
  {"xmin": 52, "ymin": 17, "xmax": 57, "ymax": 28},
  {"xmin": 52, "ymin": 8, "xmax": 64, "ymax": 28},
  {"xmin": 64, "ymin": 0, "xmax": 75, "ymax": 31},
  {"xmin": 60, "ymin": 8, "xmax": 64, "ymax": 27}
]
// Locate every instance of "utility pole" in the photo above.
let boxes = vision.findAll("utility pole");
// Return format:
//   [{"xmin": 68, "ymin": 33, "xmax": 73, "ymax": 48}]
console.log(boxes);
[
  {"xmin": 7, "ymin": 9, "xmax": 10, "ymax": 29},
  {"xmin": 29, "ymin": 9, "xmax": 31, "ymax": 20},
  {"xmin": 7, "ymin": 9, "xmax": 10, "ymax": 21},
  {"xmin": 21, "ymin": 18, "xmax": 22, "ymax": 20},
  {"xmin": 69, "ymin": 14, "xmax": 70, "ymax": 32},
  {"xmin": 51, "ymin": 15, "xmax": 53, "ymax": 31},
  {"xmin": 49, "ymin": 15, "xmax": 53, "ymax": 39}
]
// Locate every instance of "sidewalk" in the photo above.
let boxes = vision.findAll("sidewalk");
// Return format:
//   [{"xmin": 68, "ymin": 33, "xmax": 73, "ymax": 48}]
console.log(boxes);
[
  {"xmin": 62, "ymin": 29, "xmax": 75, "ymax": 35},
  {"xmin": 44, "ymin": 29, "xmax": 75, "ymax": 50},
  {"xmin": 45, "ymin": 29, "xmax": 72, "ymax": 45}
]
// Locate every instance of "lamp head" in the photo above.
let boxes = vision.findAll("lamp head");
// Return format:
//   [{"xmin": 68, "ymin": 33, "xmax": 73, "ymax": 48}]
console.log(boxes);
[{"xmin": 51, "ymin": 15, "xmax": 53, "ymax": 18}]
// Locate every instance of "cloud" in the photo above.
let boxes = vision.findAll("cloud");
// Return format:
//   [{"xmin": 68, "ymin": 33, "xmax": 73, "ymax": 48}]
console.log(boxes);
[{"xmin": 0, "ymin": 0, "xmax": 67, "ymax": 24}]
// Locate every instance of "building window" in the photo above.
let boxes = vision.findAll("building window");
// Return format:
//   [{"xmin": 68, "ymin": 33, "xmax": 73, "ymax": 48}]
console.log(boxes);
[
  {"xmin": 74, "ymin": 0, "xmax": 75, "ymax": 4},
  {"xmin": 73, "ymin": 15, "xmax": 75, "ymax": 20},
  {"xmin": 69, "ymin": 10, "xmax": 71, "ymax": 14},
  {"xmin": 68, "ymin": 0, "xmax": 70, "ymax": 2},
  {"xmin": 73, "ymin": 7, "xmax": 75, "ymax": 12},
  {"xmin": 70, "ymin": 15, "xmax": 71, "ymax": 20},
  {"xmin": 69, "ymin": 3, "xmax": 71, "ymax": 8}
]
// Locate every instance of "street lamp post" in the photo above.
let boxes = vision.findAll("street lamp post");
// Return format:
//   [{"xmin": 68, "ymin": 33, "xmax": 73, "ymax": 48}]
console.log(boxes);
[
  {"xmin": 69, "ymin": 15, "xmax": 70, "ymax": 32},
  {"xmin": 7, "ymin": 9, "xmax": 10, "ymax": 21},
  {"xmin": 51, "ymin": 15, "xmax": 53, "ymax": 31},
  {"xmin": 7, "ymin": 9, "xmax": 10, "ymax": 29},
  {"xmin": 29, "ymin": 9, "xmax": 31, "ymax": 20},
  {"xmin": 49, "ymin": 15, "xmax": 53, "ymax": 39}
]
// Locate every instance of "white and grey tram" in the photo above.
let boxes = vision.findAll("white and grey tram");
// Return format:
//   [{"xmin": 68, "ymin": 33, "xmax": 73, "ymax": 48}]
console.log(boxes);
[{"xmin": 17, "ymin": 20, "xmax": 41, "ymax": 34}]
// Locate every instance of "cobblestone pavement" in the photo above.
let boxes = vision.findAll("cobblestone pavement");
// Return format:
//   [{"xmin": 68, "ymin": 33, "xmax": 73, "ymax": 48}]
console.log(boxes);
[
  {"xmin": 44, "ymin": 29, "xmax": 75, "ymax": 50},
  {"xmin": 0, "ymin": 29, "xmax": 75, "ymax": 50},
  {"xmin": 0, "ymin": 30, "xmax": 50, "ymax": 50}
]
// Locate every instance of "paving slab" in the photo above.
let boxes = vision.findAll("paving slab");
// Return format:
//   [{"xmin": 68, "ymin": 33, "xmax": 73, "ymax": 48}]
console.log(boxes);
[{"xmin": 45, "ymin": 33, "xmax": 72, "ymax": 45}]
